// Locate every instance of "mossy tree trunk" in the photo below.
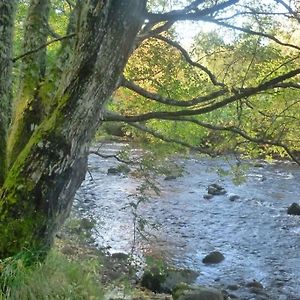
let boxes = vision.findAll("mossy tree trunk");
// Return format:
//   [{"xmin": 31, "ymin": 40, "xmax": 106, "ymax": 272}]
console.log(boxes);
[
  {"xmin": 0, "ymin": 0, "xmax": 16, "ymax": 185},
  {"xmin": 0, "ymin": 0, "xmax": 146, "ymax": 258},
  {"xmin": 7, "ymin": 0, "xmax": 50, "ymax": 168}
]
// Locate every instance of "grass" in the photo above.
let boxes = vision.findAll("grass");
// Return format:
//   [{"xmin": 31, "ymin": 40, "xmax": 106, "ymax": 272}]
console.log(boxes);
[{"xmin": 0, "ymin": 250, "xmax": 104, "ymax": 300}]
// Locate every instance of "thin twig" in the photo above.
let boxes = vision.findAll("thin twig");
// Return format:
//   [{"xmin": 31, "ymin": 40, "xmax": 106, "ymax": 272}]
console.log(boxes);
[{"xmin": 13, "ymin": 33, "xmax": 76, "ymax": 63}]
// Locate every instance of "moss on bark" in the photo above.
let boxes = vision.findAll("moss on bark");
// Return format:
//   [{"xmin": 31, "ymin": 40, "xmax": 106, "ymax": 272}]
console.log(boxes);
[
  {"xmin": 0, "ymin": 0, "xmax": 146, "ymax": 259},
  {"xmin": 0, "ymin": 0, "xmax": 16, "ymax": 184}
]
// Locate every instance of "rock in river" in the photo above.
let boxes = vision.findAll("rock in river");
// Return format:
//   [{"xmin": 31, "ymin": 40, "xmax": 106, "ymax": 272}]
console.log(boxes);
[
  {"xmin": 287, "ymin": 202, "xmax": 300, "ymax": 215},
  {"xmin": 173, "ymin": 284, "xmax": 224, "ymax": 300},
  {"xmin": 141, "ymin": 267, "xmax": 199, "ymax": 293},
  {"xmin": 203, "ymin": 194, "xmax": 214, "ymax": 200},
  {"xmin": 202, "ymin": 251, "xmax": 225, "ymax": 264},
  {"xmin": 207, "ymin": 183, "xmax": 226, "ymax": 196},
  {"xmin": 228, "ymin": 194, "xmax": 240, "ymax": 202}
]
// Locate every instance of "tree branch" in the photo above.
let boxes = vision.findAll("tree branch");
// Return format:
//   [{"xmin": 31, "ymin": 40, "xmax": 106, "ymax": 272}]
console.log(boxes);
[
  {"xmin": 154, "ymin": 35, "xmax": 225, "ymax": 87},
  {"xmin": 108, "ymin": 67, "xmax": 300, "ymax": 122},
  {"xmin": 147, "ymin": 0, "xmax": 240, "ymax": 22},
  {"xmin": 137, "ymin": 21, "xmax": 174, "ymax": 43},
  {"xmin": 202, "ymin": 18, "xmax": 300, "ymax": 51},
  {"xmin": 274, "ymin": 0, "xmax": 300, "ymax": 24},
  {"xmin": 89, "ymin": 150, "xmax": 132, "ymax": 164},
  {"xmin": 12, "ymin": 33, "xmax": 76, "ymax": 63},
  {"xmin": 105, "ymin": 114, "xmax": 300, "ymax": 164},
  {"xmin": 121, "ymin": 76, "xmax": 227, "ymax": 107},
  {"xmin": 126, "ymin": 122, "xmax": 213, "ymax": 155}
]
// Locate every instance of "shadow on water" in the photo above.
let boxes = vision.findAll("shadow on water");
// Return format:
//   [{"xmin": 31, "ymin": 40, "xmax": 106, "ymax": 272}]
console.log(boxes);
[{"xmin": 74, "ymin": 143, "xmax": 300, "ymax": 299}]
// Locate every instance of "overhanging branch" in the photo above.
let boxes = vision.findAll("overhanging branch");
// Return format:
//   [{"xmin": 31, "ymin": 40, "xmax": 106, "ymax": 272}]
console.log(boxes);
[
  {"xmin": 121, "ymin": 76, "xmax": 227, "ymax": 107},
  {"xmin": 126, "ymin": 122, "xmax": 213, "ymax": 155},
  {"xmin": 147, "ymin": 0, "xmax": 239, "ymax": 22},
  {"xmin": 201, "ymin": 18, "xmax": 300, "ymax": 52},
  {"xmin": 109, "ymin": 67, "xmax": 300, "ymax": 122},
  {"xmin": 105, "ymin": 113, "xmax": 300, "ymax": 164}
]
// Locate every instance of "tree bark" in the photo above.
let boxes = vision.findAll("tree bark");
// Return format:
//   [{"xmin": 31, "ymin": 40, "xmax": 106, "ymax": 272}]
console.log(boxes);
[
  {"xmin": 0, "ymin": 0, "xmax": 146, "ymax": 258},
  {"xmin": 0, "ymin": 0, "xmax": 16, "ymax": 185},
  {"xmin": 7, "ymin": 0, "xmax": 50, "ymax": 168}
]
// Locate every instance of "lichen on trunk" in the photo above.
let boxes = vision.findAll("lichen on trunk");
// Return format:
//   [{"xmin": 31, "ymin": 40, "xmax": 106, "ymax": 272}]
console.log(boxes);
[{"xmin": 0, "ymin": 0, "xmax": 146, "ymax": 259}]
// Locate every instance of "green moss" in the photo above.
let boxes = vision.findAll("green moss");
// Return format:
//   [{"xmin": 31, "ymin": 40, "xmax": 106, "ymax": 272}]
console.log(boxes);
[
  {"xmin": 0, "ymin": 214, "xmax": 46, "ymax": 259},
  {"xmin": 0, "ymin": 105, "xmax": 69, "ymax": 258}
]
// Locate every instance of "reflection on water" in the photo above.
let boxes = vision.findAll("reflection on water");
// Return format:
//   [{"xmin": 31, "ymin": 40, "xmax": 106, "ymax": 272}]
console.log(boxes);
[{"xmin": 74, "ymin": 143, "xmax": 300, "ymax": 299}]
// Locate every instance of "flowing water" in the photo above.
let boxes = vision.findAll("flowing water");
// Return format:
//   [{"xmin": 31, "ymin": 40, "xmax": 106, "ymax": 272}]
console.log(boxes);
[{"xmin": 74, "ymin": 143, "xmax": 300, "ymax": 300}]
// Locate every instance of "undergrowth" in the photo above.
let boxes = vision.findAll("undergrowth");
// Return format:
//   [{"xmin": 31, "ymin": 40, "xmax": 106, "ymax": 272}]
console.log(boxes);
[{"xmin": 0, "ymin": 250, "xmax": 103, "ymax": 300}]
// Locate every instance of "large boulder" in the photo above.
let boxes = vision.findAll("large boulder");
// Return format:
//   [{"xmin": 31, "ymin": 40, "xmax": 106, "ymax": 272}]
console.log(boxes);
[
  {"xmin": 173, "ymin": 284, "xmax": 224, "ymax": 300},
  {"xmin": 287, "ymin": 203, "xmax": 300, "ymax": 215}
]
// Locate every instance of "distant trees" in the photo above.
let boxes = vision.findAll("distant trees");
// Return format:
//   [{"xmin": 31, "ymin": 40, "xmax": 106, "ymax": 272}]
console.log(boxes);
[{"xmin": 0, "ymin": 0, "xmax": 299, "ymax": 258}]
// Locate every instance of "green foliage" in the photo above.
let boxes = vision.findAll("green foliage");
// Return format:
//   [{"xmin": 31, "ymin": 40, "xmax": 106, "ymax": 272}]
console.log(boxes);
[{"xmin": 0, "ymin": 250, "xmax": 103, "ymax": 300}]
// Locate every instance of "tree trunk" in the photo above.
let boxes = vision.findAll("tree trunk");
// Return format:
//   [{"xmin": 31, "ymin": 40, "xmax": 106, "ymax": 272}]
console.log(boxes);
[
  {"xmin": 7, "ymin": 0, "xmax": 50, "ymax": 168},
  {"xmin": 0, "ymin": 0, "xmax": 16, "ymax": 185},
  {"xmin": 0, "ymin": 0, "xmax": 146, "ymax": 258}
]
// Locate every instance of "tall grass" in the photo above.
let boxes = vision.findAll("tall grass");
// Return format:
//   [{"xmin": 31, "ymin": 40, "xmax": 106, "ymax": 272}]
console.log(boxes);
[{"xmin": 0, "ymin": 250, "xmax": 103, "ymax": 300}]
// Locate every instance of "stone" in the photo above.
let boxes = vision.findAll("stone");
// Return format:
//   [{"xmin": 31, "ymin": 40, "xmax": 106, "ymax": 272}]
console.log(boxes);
[
  {"xmin": 246, "ymin": 280, "xmax": 264, "ymax": 289},
  {"xmin": 202, "ymin": 251, "xmax": 225, "ymax": 264},
  {"xmin": 111, "ymin": 252, "xmax": 129, "ymax": 260},
  {"xmin": 107, "ymin": 167, "xmax": 120, "ymax": 175},
  {"xmin": 173, "ymin": 284, "xmax": 224, "ymax": 300},
  {"xmin": 228, "ymin": 194, "xmax": 240, "ymax": 201},
  {"xmin": 227, "ymin": 284, "xmax": 239, "ymax": 291},
  {"xmin": 140, "ymin": 267, "xmax": 199, "ymax": 293},
  {"xmin": 287, "ymin": 203, "xmax": 300, "ymax": 215},
  {"xmin": 207, "ymin": 183, "xmax": 226, "ymax": 196},
  {"xmin": 164, "ymin": 175, "xmax": 177, "ymax": 181},
  {"xmin": 203, "ymin": 194, "xmax": 214, "ymax": 200},
  {"xmin": 253, "ymin": 162, "xmax": 265, "ymax": 168},
  {"xmin": 107, "ymin": 164, "xmax": 131, "ymax": 175},
  {"xmin": 161, "ymin": 269, "xmax": 199, "ymax": 293},
  {"xmin": 140, "ymin": 266, "xmax": 166, "ymax": 293}
]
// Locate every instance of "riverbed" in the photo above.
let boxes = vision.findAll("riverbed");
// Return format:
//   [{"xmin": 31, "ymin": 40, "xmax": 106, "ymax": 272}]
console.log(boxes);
[{"xmin": 73, "ymin": 142, "xmax": 300, "ymax": 300}]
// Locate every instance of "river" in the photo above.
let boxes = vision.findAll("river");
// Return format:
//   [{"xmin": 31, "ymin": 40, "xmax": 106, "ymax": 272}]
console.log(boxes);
[{"xmin": 73, "ymin": 142, "xmax": 300, "ymax": 300}]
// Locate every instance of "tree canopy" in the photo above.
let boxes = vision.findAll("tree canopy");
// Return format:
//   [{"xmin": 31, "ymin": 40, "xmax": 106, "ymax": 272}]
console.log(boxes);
[{"xmin": 0, "ymin": 0, "xmax": 299, "ymax": 258}]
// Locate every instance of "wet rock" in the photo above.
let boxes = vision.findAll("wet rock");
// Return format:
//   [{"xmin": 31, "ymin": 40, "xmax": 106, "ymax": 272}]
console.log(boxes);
[
  {"xmin": 165, "ymin": 175, "xmax": 177, "ymax": 181},
  {"xmin": 107, "ymin": 164, "xmax": 131, "ymax": 175},
  {"xmin": 140, "ymin": 265, "xmax": 167, "ymax": 293},
  {"xmin": 203, "ymin": 194, "xmax": 214, "ymax": 200},
  {"xmin": 227, "ymin": 293, "xmax": 240, "ymax": 299},
  {"xmin": 228, "ymin": 194, "xmax": 240, "ymax": 202},
  {"xmin": 161, "ymin": 269, "xmax": 199, "ymax": 293},
  {"xmin": 111, "ymin": 252, "xmax": 129, "ymax": 260},
  {"xmin": 173, "ymin": 283, "xmax": 224, "ymax": 300},
  {"xmin": 107, "ymin": 167, "xmax": 121, "ymax": 175},
  {"xmin": 253, "ymin": 162, "xmax": 265, "ymax": 168},
  {"xmin": 246, "ymin": 280, "xmax": 264, "ymax": 289},
  {"xmin": 141, "ymin": 267, "xmax": 199, "ymax": 293},
  {"xmin": 227, "ymin": 284, "xmax": 239, "ymax": 291},
  {"xmin": 208, "ymin": 183, "xmax": 227, "ymax": 196},
  {"xmin": 202, "ymin": 251, "xmax": 225, "ymax": 264},
  {"xmin": 287, "ymin": 202, "xmax": 300, "ymax": 215}
]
